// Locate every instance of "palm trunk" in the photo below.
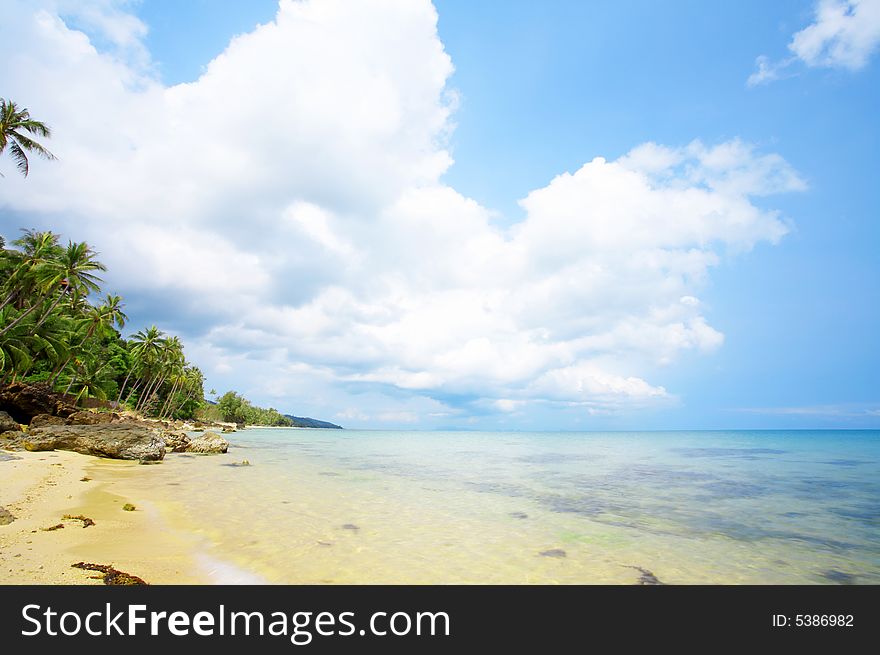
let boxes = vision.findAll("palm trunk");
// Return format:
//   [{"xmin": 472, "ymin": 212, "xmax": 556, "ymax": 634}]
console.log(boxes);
[
  {"xmin": 139, "ymin": 373, "xmax": 166, "ymax": 415},
  {"xmin": 168, "ymin": 387, "xmax": 198, "ymax": 419},
  {"xmin": 32, "ymin": 289, "xmax": 67, "ymax": 332},
  {"xmin": 64, "ymin": 374, "xmax": 78, "ymax": 395},
  {"xmin": 124, "ymin": 377, "xmax": 147, "ymax": 408},
  {"xmin": 115, "ymin": 366, "xmax": 136, "ymax": 406},
  {"xmin": 159, "ymin": 377, "xmax": 181, "ymax": 419},
  {"xmin": 0, "ymin": 299, "xmax": 45, "ymax": 337}
]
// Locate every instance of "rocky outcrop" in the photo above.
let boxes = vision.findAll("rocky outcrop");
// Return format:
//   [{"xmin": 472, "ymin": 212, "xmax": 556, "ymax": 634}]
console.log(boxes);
[
  {"xmin": 66, "ymin": 410, "xmax": 119, "ymax": 425},
  {"xmin": 0, "ymin": 383, "xmax": 77, "ymax": 424},
  {"xmin": 187, "ymin": 431, "xmax": 229, "ymax": 454},
  {"xmin": 0, "ymin": 410, "xmax": 21, "ymax": 433},
  {"xmin": 161, "ymin": 430, "xmax": 191, "ymax": 453},
  {"xmin": 22, "ymin": 424, "xmax": 166, "ymax": 462},
  {"xmin": 30, "ymin": 413, "xmax": 67, "ymax": 428}
]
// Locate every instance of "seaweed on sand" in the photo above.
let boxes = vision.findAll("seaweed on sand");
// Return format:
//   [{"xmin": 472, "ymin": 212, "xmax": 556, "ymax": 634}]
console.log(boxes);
[
  {"xmin": 72, "ymin": 562, "xmax": 148, "ymax": 585},
  {"xmin": 62, "ymin": 514, "xmax": 95, "ymax": 528}
]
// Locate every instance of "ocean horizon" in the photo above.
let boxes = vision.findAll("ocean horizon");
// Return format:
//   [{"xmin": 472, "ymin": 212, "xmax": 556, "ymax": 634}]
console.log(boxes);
[{"xmin": 97, "ymin": 427, "xmax": 880, "ymax": 585}]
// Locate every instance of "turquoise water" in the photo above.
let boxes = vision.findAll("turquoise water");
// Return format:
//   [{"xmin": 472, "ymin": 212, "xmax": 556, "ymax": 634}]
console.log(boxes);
[{"xmin": 125, "ymin": 429, "xmax": 880, "ymax": 584}]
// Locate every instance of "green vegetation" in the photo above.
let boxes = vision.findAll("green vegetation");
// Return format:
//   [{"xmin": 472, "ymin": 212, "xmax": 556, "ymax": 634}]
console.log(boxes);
[
  {"xmin": 211, "ymin": 390, "xmax": 294, "ymax": 427},
  {"xmin": 0, "ymin": 99, "xmax": 56, "ymax": 177},
  {"xmin": 0, "ymin": 227, "xmax": 205, "ymax": 419}
]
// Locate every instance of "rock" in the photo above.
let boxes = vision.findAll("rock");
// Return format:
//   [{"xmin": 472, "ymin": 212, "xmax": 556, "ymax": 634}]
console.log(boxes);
[
  {"xmin": 186, "ymin": 431, "xmax": 228, "ymax": 454},
  {"xmin": 23, "ymin": 424, "xmax": 166, "ymax": 462},
  {"xmin": 66, "ymin": 410, "xmax": 119, "ymax": 425},
  {"xmin": 0, "ymin": 410, "xmax": 20, "ymax": 433},
  {"xmin": 0, "ymin": 382, "xmax": 77, "ymax": 424},
  {"xmin": 0, "ymin": 506, "xmax": 15, "ymax": 525},
  {"xmin": 625, "ymin": 565, "xmax": 665, "ymax": 585},
  {"xmin": 29, "ymin": 414, "xmax": 67, "ymax": 428},
  {"xmin": 539, "ymin": 549, "xmax": 567, "ymax": 558},
  {"xmin": 342, "ymin": 524, "xmax": 360, "ymax": 531},
  {"xmin": 222, "ymin": 427, "xmax": 236, "ymax": 433},
  {"xmin": 161, "ymin": 430, "xmax": 191, "ymax": 453},
  {"xmin": 1, "ymin": 429, "xmax": 23, "ymax": 442}
]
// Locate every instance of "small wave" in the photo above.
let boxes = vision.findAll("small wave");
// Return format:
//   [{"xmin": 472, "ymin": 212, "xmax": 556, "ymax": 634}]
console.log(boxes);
[{"xmin": 196, "ymin": 552, "xmax": 269, "ymax": 585}]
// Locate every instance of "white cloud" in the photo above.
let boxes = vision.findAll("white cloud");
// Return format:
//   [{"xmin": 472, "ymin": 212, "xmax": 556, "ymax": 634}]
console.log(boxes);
[
  {"xmin": 0, "ymin": 0, "xmax": 806, "ymax": 426},
  {"xmin": 749, "ymin": 0, "xmax": 880, "ymax": 85}
]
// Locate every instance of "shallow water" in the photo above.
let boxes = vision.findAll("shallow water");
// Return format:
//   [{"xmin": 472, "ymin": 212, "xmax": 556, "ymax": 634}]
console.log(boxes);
[{"xmin": 108, "ymin": 429, "xmax": 880, "ymax": 584}]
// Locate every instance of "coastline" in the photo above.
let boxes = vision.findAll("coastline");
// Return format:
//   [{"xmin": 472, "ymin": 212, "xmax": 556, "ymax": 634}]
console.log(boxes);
[{"xmin": 0, "ymin": 450, "xmax": 209, "ymax": 584}]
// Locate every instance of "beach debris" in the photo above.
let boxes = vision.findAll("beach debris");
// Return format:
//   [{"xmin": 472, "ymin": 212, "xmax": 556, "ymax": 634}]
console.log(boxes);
[
  {"xmin": 509, "ymin": 511, "xmax": 529, "ymax": 519},
  {"xmin": 624, "ymin": 565, "xmax": 665, "ymax": 585},
  {"xmin": 0, "ymin": 506, "xmax": 16, "ymax": 525},
  {"xmin": 342, "ymin": 523, "xmax": 360, "ymax": 531},
  {"xmin": 122, "ymin": 503, "xmax": 136, "ymax": 512},
  {"xmin": 539, "ymin": 548, "xmax": 567, "ymax": 558},
  {"xmin": 317, "ymin": 541, "xmax": 333, "ymax": 546},
  {"xmin": 319, "ymin": 471, "xmax": 340, "ymax": 477},
  {"xmin": 80, "ymin": 477, "xmax": 91, "ymax": 482},
  {"xmin": 42, "ymin": 523, "xmax": 64, "ymax": 531},
  {"xmin": 62, "ymin": 514, "xmax": 96, "ymax": 528},
  {"xmin": 72, "ymin": 562, "xmax": 148, "ymax": 586}
]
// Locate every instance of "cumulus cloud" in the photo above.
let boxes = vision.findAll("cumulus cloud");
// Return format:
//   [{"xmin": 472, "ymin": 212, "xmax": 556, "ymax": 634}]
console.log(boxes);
[
  {"xmin": 749, "ymin": 0, "xmax": 880, "ymax": 86},
  {"xmin": 0, "ymin": 0, "xmax": 806, "ymax": 426}
]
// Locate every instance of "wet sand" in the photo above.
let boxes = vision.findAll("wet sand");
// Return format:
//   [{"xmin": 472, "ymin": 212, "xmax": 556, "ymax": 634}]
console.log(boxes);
[{"xmin": 0, "ymin": 450, "xmax": 208, "ymax": 584}]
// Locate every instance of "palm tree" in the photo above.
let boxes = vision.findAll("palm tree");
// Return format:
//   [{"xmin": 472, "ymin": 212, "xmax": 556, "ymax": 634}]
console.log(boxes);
[
  {"xmin": 136, "ymin": 335, "xmax": 183, "ymax": 414},
  {"xmin": 117, "ymin": 325, "xmax": 165, "ymax": 408},
  {"xmin": 0, "ymin": 230, "xmax": 60, "ymax": 313},
  {"xmin": 0, "ymin": 99, "xmax": 56, "ymax": 177},
  {"xmin": 0, "ymin": 240, "xmax": 105, "ymax": 338},
  {"xmin": 49, "ymin": 294, "xmax": 126, "ymax": 385},
  {"xmin": 30, "ymin": 241, "xmax": 106, "ymax": 331}
]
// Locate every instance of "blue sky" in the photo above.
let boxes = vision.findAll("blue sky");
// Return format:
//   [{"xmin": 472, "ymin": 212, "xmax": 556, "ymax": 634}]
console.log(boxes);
[{"xmin": 1, "ymin": 0, "xmax": 878, "ymax": 429}]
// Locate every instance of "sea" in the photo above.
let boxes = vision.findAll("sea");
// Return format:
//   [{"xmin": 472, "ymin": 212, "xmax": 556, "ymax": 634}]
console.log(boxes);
[{"xmin": 98, "ymin": 428, "xmax": 880, "ymax": 584}]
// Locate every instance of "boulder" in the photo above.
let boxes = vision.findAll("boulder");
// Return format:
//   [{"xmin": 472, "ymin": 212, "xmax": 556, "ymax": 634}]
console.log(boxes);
[
  {"xmin": 30, "ymin": 413, "xmax": 67, "ymax": 428},
  {"xmin": 162, "ymin": 430, "xmax": 191, "ymax": 453},
  {"xmin": 0, "ymin": 410, "xmax": 21, "ymax": 433},
  {"xmin": 186, "ymin": 431, "xmax": 229, "ymax": 454},
  {"xmin": 23, "ymin": 424, "xmax": 166, "ymax": 462},
  {"xmin": 67, "ymin": 410, "xmax": 119, "ymax": 425},
  {"xmin": 0, "ymin": 382, "xmax": 77, "ymax": 423}
]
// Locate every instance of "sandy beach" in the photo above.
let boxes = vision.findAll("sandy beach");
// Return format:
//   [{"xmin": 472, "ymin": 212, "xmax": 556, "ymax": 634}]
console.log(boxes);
[{"xmin": 0, "ymin": 449, "xmax": 208, "ymax": 585}]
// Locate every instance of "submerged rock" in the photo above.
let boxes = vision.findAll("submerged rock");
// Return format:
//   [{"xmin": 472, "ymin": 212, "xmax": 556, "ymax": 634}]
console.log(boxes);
[
  {"xmin": 23, "ymin": 424, "xmax": 166, "ymax": 462},
  {"xmin": 625, "ymin": 565, "xmax": 665, "ymax": 585},
  {"xmin": 539, "ymin": 549, "xmax": 567, "ymax": 558},
  {"xmin": 186, "ymin": 431, "xmax": 228, "ymax": 454}
]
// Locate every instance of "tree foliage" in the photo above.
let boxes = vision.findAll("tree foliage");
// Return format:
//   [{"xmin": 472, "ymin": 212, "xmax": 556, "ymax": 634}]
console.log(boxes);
[
  {"xmin": 215, "ymin": 390, "xmax": 293, "ymax": 427},
  {"xmin": 0, "ymin": 227, "xmax": 205, "ymax": 419}
]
